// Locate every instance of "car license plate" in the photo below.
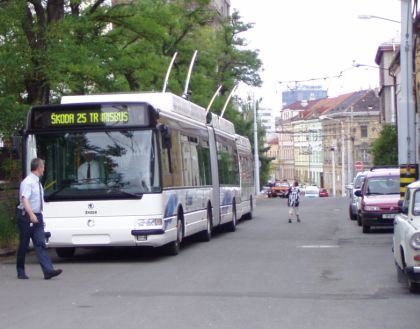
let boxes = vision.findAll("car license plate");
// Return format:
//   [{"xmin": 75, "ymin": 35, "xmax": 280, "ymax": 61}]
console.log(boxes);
[{"xmin": 382, "ymin": 214, "xmax": 395, "ymax": 219}]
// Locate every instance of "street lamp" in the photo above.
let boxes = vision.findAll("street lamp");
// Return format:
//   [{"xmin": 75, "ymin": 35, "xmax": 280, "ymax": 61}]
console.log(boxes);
[{"xmin": 357, "ymin": 14, "xmax": 400, "ymax": 24}]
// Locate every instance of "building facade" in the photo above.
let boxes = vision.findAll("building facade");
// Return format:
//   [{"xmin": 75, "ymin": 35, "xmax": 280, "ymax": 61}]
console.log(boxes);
[{"xmin": 282, "ymin": 85, "xmax": 328, "ymax": 107}]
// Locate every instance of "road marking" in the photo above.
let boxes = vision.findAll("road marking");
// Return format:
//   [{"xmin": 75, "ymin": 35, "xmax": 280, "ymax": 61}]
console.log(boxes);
[{"xmin": 298, "ymin": 245, "xmax": 340, "ymax": 249}]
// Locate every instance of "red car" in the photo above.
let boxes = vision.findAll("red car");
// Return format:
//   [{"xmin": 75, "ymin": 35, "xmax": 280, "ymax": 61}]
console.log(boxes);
[{"xmin": 319, "ymin": 188, "xmax": 329, "ymax": 197}]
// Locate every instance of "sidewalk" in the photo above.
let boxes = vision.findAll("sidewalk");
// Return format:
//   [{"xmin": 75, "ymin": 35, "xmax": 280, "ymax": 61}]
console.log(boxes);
[{"xmin": 0, "ymin": 248, "xmax": 15, "ymax": 257}]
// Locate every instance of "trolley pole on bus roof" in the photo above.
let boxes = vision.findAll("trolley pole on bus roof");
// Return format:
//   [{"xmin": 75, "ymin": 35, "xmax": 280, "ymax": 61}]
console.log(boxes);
[{"xmin": 253, "ymin": 97, "xmax": 260, "ymax": 194}]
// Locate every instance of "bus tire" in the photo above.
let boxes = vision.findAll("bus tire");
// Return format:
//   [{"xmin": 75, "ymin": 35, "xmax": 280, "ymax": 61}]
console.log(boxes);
[
  {"xmin": 56, "ymin": 247, "xmax": 76, "ymax": 258},
  {"xmin": 242, "ymin": 197, "xmax": 253, "ymax": 220},
  {"xmin": 199, "ymin": 206, "xmax": 213, "ymax": 242},
  {"xmin": 164, "ymin": 216, "xmax": 183, "ymax": 256},
  {"xmin": 226, "ymin": 202, "xmax": 237, "ymax": 232}
]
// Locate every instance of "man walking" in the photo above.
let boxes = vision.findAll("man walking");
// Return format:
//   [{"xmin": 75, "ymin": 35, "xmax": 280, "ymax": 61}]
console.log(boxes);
[
  {"xmin": 288, "ymin": 180, "xmax": 301, "ymax": 223},
  {"xmin": 16, "ymin": 158, "xmax": 62, "ymax": 280}
]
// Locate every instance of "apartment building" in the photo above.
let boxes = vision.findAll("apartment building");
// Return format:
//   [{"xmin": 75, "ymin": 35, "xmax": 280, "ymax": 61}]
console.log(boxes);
[{"xmin": 274, "ymin": 90, "xmax": 381, "ymax": 195}]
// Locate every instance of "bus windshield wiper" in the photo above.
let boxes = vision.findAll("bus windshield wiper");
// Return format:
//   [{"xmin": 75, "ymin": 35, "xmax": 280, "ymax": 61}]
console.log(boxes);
[{"xmin": 45, "ymin": 185, "xmax": 68, "ymax": 201}]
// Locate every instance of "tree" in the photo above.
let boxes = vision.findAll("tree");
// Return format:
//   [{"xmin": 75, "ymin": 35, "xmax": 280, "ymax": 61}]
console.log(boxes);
[
  {"xmin": 371, "ymin": 124, "xmax": 398, "ymax": 166},
  {"xmin": 0, "ymin": 0, "xmax": 262, "ymax": 138}
]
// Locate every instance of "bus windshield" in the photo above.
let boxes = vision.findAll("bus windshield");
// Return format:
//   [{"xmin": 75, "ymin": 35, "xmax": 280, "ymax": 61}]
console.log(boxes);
[{"xmin": 34, "ymin": 130, "xmax": 160, "ymax": 200}]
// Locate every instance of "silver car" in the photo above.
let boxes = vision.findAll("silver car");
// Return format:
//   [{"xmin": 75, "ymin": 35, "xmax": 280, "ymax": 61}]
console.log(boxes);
[{"xmin": 349, "ymin": 171, "xmax": 367, "ymax": 220}]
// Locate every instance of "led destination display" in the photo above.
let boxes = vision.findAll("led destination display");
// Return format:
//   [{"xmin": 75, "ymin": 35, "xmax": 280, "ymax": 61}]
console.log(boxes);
[{"xmin": 30, "ymin": 103, "xmax": 154, "ymax": 129}]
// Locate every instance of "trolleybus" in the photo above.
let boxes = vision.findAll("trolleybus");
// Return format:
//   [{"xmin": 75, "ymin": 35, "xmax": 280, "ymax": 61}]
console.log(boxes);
[{"xmin": 23, "ymin": 92, "xmax": 253, "ymax": 256}]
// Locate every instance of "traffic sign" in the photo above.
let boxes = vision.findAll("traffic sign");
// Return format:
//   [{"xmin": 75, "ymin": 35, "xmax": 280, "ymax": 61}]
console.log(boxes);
[{"xmin": 355, "ymin": 161, "xmax": 364, "ymax": 170}]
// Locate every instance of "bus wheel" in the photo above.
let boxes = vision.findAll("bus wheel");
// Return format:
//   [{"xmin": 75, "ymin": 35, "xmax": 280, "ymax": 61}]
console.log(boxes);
[
  {"xmin": 227, "ymin": 203, "xmax": 237, "ymax": 232},
  {"xmin": 56, "ymin": 247, "xmax": 76, "ymax": 258},
  {"xmin": 199, "ymin": 207, "xmax": 212, "ymax": 242},
  {"xmin": 243, "ymin": 197, "xmax": 253, "ymax": 220},
  {"xmin": 164, "ymin": 217, "xmax": 183, "ymax": 255}
]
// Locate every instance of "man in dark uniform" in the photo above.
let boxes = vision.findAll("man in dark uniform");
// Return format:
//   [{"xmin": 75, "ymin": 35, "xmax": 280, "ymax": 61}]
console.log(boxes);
[{"xmin": 16, "ymin": 158, "xmax": 62, "ymax": 280}]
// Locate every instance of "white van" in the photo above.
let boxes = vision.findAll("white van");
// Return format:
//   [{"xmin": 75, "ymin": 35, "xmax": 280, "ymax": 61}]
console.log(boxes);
[{"xmin": 304, "ymin": 186, "xmax": 320, "ymax": 198}]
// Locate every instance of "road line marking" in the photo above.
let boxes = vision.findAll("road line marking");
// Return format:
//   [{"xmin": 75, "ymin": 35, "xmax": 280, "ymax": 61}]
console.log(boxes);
[{"xmin": 298, "ymin": 245, "xmax": 340, "ymax": 249}]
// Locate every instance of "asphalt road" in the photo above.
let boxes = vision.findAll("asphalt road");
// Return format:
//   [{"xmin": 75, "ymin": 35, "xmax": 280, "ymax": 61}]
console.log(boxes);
[{"xmin": 1, "ymin": 196, "xmax": 419, "ymax": 329}]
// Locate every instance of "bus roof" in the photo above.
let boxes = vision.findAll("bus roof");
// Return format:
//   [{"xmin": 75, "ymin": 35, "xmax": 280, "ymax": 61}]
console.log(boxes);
[
  {"xmin": 61, "ymin": 92, "xmax": 207, "ymax": 125},
  {"xmin": 235, "ymin": 134, "xmax": 252, "ymax": 151}
]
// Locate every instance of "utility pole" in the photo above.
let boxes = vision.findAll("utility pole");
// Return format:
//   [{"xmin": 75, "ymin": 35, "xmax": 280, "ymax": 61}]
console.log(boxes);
[
  {"xmin": 341, "ymin": 122, "xmax": 345, "ymax": 196},
  {"xmin": 253, "ymin": 98, "xmax": 260, "ymax": 194},
  {"xmin": 331, "ymin": 147, "xmax": 336, "ymax": 197},
  {"xmin": 399, "ymin": 0, "xmax": 418, "ymax": 195}
]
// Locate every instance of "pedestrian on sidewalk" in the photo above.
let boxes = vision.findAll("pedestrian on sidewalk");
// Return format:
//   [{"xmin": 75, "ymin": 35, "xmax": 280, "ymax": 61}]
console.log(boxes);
[
  {"xmin": 16, "ymin": 158, "xmax": 62, "ymax": 280},
  {"xmin": 288, "ymin": 180, "xmax": 301, "ymax": 223}
]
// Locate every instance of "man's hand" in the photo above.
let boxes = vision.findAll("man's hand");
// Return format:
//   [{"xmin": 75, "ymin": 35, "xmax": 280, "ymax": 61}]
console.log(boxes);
[{"xmin": 30, "ymin": 213, "xmax": 39, "ymax": 224}]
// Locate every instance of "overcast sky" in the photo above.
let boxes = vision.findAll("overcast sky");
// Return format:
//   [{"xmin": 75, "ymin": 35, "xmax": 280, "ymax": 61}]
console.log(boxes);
[{"xmin": 230, "ymin": 0, "xmax": 401, "ymax": 109}]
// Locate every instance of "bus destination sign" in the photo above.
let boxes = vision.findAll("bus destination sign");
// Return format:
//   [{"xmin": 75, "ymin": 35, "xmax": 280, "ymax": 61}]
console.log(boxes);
[
  {"xmin": 31, "ymin": 104, "xmax": 153, "ymax": 129},
  {"xmin": 49, "ymin": 110, "xmax": 129, "ymax": 126}
]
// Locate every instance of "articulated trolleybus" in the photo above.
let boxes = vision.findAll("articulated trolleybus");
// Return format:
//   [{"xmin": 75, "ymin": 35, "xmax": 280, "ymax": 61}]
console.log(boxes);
[{"xmin": 24, "ymin": 92, "xmax": 254, "ymax": 256}]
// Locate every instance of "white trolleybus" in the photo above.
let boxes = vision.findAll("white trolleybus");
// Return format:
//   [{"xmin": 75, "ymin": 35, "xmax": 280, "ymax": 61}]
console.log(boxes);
[{"xmin": 24, "ymin": 92, "xmax": 254, "ymax": 256}]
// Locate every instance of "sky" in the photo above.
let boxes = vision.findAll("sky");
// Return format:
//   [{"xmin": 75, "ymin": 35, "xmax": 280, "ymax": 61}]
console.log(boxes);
[{"xmin": 229, "ymin": 0, "xmax": 402, "ymax": 109}]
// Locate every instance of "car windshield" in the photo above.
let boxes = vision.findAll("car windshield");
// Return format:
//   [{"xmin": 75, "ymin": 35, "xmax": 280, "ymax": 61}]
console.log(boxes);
[
  {"xmin": 354, "ymin": 175, "xmax": 365, "ymax": 189},
  {"xmin": 33, "ymin": 130, "xmax": 161, "ymax": 200},
  {"xmin": 366, "ymin": 176, "xmax": 400, "ymax": 195}
]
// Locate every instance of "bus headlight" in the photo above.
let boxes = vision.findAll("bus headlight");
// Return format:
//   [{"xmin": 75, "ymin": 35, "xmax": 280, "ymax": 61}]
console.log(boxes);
[
  {"xmin": 136, "ymin": 218, "xmax": 163, "ymax": 227},
  {"xmin": 410, "ymin": 233, "xmax": 420, "ymax": 250}
]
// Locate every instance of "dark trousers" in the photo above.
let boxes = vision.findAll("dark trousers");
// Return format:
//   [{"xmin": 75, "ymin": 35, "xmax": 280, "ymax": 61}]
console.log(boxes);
[{"xmin": 16, "ymin": 211, "xmax": 54, "ymax": 276}]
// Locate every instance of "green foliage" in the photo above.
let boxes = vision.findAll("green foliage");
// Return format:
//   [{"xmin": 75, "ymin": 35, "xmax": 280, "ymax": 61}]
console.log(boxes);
[
  {"xmin": 0, "ymin": 0, "xmax": 266, "ymax": 189},
  {"xmin": 0, "ymin": 184, "xmax": 19, "ymax": 249},
  {"xmin": 371, "ymin": 124, "xmax": 398, "ymax": 166}
]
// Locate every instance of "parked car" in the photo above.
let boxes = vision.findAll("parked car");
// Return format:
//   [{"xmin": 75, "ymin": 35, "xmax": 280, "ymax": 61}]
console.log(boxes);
[
  {"xmin": 319, "ymin": 188, "xmax": 329, "ymax": 197},
  {"xmin": 349, "ymin": 171, "xmax": 367, "ymax": 220},
  {"xmin": 268, "ymin": 181, "xmax": 290, "ymax": 198},
  {"xmin": 355, "ymin": 167, "xmax": 400, "ymax": 233},
  {"xmin": 304, "ymin": 185, "xmax": 319, "ymax": 198},
  {"xmin": 393, "ymin": 180, "xmax": 420, "ymax": 293}
]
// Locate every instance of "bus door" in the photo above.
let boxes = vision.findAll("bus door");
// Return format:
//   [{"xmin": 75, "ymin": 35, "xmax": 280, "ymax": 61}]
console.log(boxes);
[{"xmin": 207, "ymin": 126, "xmax": 221, "ymax": 226}]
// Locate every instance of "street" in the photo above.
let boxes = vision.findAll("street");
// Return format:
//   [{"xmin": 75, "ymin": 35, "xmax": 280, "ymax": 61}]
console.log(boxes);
[{"xmin": 1, "ymin": 196, "xmax": 419, "ymax": 329}]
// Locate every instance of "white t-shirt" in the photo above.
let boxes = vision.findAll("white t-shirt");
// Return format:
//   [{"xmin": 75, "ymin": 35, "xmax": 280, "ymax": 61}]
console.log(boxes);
[{"xmin": 77, "ymin": 161, "xmax": 100, "ymax": 181}]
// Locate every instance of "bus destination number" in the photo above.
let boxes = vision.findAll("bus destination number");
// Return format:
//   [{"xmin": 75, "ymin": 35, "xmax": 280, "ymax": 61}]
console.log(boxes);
[{"xmin": 50, "ymin": 111, "xmax": 129, "ymax": 126}]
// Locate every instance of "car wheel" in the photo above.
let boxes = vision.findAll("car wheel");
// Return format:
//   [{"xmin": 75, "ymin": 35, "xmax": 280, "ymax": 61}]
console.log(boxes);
[
  {"xmin": 408, "ymin": 279, "xmax": 420, "ymax": 293},
  {"xmin": 362, "ymin": 224, "xmax": 370, "ymax": 233},
  {"xmin": 56, "ymin": 247, "xmax": 76, "ymax": 258}
]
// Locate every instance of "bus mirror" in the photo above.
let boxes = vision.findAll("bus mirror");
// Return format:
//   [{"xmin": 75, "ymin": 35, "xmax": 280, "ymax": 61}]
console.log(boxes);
[{"xmin": 159, "ymin": 125, "xmax": 172, "ymax": 149}]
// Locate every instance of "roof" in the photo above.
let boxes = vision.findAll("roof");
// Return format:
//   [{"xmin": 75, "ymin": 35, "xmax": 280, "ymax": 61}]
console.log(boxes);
[
  {"xmin": 365, "ymin": 167, "xmax": 400, "ymax": 178},
  {"xmin": 293, "ymin": 92, "xmax": 355, "ymax": 120}
]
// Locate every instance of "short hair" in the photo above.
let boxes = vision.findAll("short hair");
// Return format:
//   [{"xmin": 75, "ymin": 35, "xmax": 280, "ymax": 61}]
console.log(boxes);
[
  {"xmin": 30, "ymin": 158, "xmax": 45, "ymax": 171},
  {"xmin": 293, "ymin": 181, "xmax": 299, "ymax": 187}
]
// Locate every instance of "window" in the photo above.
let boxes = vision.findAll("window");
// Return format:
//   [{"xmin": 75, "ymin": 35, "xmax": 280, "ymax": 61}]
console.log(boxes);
[
  {"xmin": 361, "ymin": 125, "xmax": 368, "ymax": 138},
  {"xmin": 160, "ymin": 128, "xmax": 211, "ymax": 188},
  {"xmin": 216, "ymin": 135, "xmax": 239, "ymax": 185}
]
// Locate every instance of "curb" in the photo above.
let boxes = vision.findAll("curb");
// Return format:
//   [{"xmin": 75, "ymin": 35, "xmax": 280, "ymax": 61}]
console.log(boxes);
[{"xmin": 0, "ymin": 248, "xmax": 15, "ymax": 257}]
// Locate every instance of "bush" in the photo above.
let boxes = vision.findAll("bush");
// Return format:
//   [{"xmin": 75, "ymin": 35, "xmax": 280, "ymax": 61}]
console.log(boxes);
[
  {"xmin": 0, "ymin": 200, "xmax": 18, "ymax": 248},
  {"xmin": 0, "ymin": 184, "xmax": 19, "ymax": 249}
]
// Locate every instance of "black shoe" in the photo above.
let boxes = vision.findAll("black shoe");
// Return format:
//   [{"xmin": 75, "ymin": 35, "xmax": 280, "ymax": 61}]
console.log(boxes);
[
  {"xmin": 17, "ymin": 274, "xmax": 29, "ymax": 280},
  {"xmin": 288, "ymin": 219, "xmax": 292, "ymax": 223},
  {"xmin": 44, "ymin": 269, "xmax": 62, "ymax": 280}
]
